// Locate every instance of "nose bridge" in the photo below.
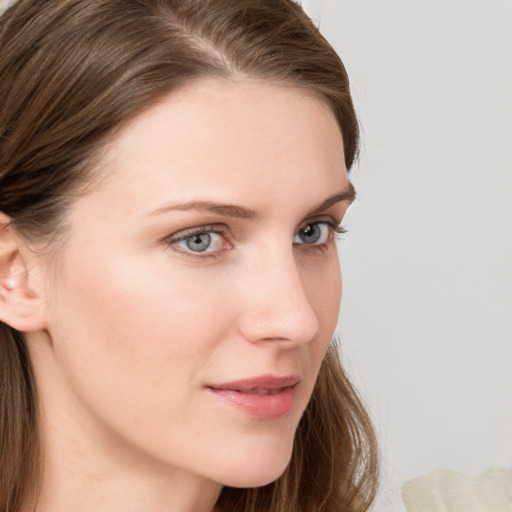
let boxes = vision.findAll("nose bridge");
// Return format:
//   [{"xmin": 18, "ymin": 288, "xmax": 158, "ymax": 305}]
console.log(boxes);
[{"xmin": 237, "ymin": 244, "xmax": 319, "ymax": 346}]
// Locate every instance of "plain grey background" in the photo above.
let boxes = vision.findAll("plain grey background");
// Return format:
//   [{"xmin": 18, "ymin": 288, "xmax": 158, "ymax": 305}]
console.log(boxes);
[{"xmin": 302, "ymin": 0, "xmax": 512, "ymax": 504}]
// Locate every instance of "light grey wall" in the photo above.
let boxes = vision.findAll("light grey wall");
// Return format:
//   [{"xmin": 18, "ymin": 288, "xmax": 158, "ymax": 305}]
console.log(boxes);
[
  {"xmin": 0, "ymin": 0, "xmax": 14, "ymax": 12},
  {"xmin": 307, "ymin": 0, "xmax": 512, "ymax": 495}
]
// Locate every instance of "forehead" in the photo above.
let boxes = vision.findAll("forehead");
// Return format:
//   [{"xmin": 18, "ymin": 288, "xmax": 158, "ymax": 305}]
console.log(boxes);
[{"xmin": 77, "ymin": 78, "xmax": 347, "ymax": 220}]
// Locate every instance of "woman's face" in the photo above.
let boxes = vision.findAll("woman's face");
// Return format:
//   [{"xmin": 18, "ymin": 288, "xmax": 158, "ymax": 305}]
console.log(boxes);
[{"xmin": 36, "ymin": 79, "xmax": 353, "ymax": 489}]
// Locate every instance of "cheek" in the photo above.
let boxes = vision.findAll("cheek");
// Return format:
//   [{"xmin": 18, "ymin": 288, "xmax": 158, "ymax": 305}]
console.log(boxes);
[
  {"xmin": 46, "ymin": 249, "xmax": 231, "ymax": 415},
  {"xmin": 305, "ymin": 255, "xmax": 342, "ymax": 333},
  {"xmin": 43, "ymin": 250, "xmax": 243, "ymax": 465},
  {"xmin": 301, "ymin": 254, "xmax": 342, "ymax": 366}
]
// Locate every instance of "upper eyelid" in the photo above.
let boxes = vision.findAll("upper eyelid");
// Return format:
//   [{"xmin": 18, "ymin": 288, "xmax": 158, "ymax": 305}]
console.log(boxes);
[
  {"xmin": 165, "ymin": 223, "xmax": 226, "ymax": 242},
  {"xmin": 166, "ymin": 218, "xmax": 343, "ymax": 239},
  {"xmin": 297, "ymin": 216, "xmax": 343, "ymax": 231}
]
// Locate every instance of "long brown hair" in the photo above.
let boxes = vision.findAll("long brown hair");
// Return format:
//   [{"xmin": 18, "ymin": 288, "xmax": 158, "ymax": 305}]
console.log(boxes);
[{"xmin": 0, "ymin": 1, "xmax": 378, "ymax": 510}]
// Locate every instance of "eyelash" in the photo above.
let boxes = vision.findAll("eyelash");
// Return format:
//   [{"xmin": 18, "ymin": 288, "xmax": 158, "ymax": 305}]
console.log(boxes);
[{"xmin": 165, "ymin": 220, "xmax": 346, "ymax": 260}]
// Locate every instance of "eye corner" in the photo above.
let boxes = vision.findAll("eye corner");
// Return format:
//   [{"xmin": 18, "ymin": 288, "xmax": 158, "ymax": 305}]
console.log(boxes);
[{"xmin": 333, "ymin": 224, "xmax": 347, "ymax": 236}]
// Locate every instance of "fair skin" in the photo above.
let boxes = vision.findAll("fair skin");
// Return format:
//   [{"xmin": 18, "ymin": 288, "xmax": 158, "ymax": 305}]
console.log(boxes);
[{"xmin": 0, "ymin": 79, "xmax": 353, "ymax": 512}]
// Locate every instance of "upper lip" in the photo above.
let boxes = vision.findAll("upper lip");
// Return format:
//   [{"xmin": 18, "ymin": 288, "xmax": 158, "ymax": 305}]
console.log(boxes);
[{"xmin": 207, "ymin": 374, "xmax": 300, "ymax": 391}]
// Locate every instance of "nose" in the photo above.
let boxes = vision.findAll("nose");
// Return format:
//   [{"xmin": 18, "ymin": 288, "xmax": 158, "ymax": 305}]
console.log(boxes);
[{"xmin": 236, "ymin": 249, "xmax": 320, "ymax": 347}]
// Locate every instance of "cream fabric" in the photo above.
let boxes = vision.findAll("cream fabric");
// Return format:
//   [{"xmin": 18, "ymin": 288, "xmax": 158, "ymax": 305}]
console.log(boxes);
[{"xmin": 402, "ymin": 467, "xmax": 512, "ymax": 512}]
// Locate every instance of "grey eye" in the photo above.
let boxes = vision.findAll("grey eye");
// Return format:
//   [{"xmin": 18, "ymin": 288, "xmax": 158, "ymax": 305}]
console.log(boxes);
[
  {"xmin": 172, "ymin": 230, "xmax": 226, "ymax": 254},
  {"xmin": 293, "ymin": 223, "xmax": 330, "ymax": 245},
  {"xmin": 300, "ymin": 224, "xmax": 321, "ymax": 244},
  {"xmin": 170, "ymin": 227, "xmax": 226, "ymax": 256},
  {"xmin": 185, "ymin": 233, "xmax": 212, "ymax": 252}
]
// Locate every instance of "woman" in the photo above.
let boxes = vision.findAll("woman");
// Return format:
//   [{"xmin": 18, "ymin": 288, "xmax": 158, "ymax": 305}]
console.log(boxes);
[{"xmin": 0, "ymin": 1, "xmax": 378, "ymax": 511}]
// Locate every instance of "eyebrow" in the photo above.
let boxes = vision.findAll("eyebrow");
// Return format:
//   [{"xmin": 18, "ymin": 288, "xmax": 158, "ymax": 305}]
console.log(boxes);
[
  {"xmin": 149, "ymin": 181, "xmax": 356, "ymax": 219},
  {"xmin": 305, "ymin": 181, "xmax": 356, "ymax": 217}
]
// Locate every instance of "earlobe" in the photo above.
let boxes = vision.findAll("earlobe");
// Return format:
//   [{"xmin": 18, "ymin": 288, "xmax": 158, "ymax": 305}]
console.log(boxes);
[{"xmin": 0, "ymin": 213, "xmax": 47, "ymax": 333}]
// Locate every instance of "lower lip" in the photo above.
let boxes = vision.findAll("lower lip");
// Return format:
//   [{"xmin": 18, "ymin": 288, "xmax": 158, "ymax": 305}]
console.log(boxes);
[{"xmin": 207, "ymin": 385, "xmax": 296, "ymax": 419}]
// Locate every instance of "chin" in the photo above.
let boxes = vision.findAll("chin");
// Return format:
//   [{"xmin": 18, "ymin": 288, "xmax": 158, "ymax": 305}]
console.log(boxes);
[
  {"xmin": 214, "ymin": 442, "xmax": 294, "ymax": 489},
  {"xmin": 219, "ymin": 465, "xmax": 291, "ymax": 489}
]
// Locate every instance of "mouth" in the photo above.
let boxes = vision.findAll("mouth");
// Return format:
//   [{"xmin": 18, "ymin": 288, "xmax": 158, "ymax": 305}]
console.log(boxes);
[
  {"xmin": 237, "ymin": 387, "xmax": 286, "ymax": 396},
  {"xmin": 206, "ymin": 375, "xmax": 300, "ymax": 419}
]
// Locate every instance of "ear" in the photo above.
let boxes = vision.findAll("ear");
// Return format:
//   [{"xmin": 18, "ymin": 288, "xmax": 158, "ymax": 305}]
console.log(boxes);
[{"xmin": 0, "ymin": 212, "xmax": 47, "ymax": 332}]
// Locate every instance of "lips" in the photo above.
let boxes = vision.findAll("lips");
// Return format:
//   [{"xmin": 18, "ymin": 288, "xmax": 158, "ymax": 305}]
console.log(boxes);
[
  {"xmin": 239, "ymin": 388, "xmax": 284, "ymax": 395},
  {"xmin": 206, "ymin": 375, "xmax": 300, "ymax": 419}
]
